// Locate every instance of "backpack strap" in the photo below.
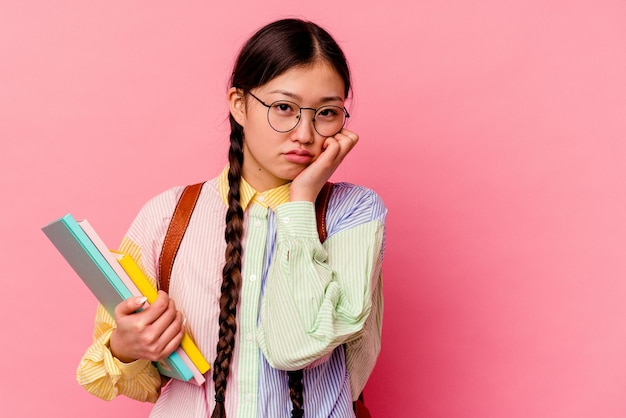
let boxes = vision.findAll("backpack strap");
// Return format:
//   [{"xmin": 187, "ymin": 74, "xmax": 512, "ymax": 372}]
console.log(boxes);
[
  {"xmin": 158, "ymin": 182, "xmax": 204, "ymax": 293},
  {"xmin": 315, "ymin": 182, "xmax": 333, "ymax": 244},
  {"xmin": 354, "ymin": 392, "xmax": 371, "ymax": 417}
]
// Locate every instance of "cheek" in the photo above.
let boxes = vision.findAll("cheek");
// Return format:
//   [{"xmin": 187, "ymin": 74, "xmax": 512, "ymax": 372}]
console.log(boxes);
[
  {"xmin": 314, "ymin": 136, "xmax": 328, "ymax": 152},
  {"xmin": 243, "ymin": 130, "xmax": 279, "ymax": 158},
  {"xmin": 245, "ymin": 114, "xmax": 276, "ymax": 140}
]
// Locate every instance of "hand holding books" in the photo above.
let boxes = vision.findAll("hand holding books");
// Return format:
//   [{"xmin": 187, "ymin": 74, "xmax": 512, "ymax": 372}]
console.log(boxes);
[
  {"xmin": 109, "ymin": 290, "xmax": 185, "ymax": 364},
  {"xmin": 42, "ymin": 213, "xmax": 209, "ymax": 384}
]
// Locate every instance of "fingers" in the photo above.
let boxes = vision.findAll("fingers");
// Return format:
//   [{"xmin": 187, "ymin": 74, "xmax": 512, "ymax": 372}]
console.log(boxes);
[
  {"xmin": 334, "ymin": 127, "xmax": 359, "ymax": 142},
  {"xmin": 329, "ymin": 129, "xmax": 359, "ymax": 157},
  {"xmin": 317, "ymin": 129, "xmax": 358, "ymax": 169},
  {"xmin": 155, "ymin": 311, "xmax": 186, "ymax": 358},
  {"xmin": 111, "ymin": 291, "xmax": 185, "ymax": 362},
  {"xmin": 290, "ymin": 128, "xmax": 359, "ymax": 202},
  {"xmin": 138, "ymin": 308, "xmax": 185, "ymax": 362},
  {"xmin": 149, "ymin": 299, "xmax": 183, "ymax": 343},
  {"xmin": 139, "ymin": 291, "xmax": 175, "ymax": 325},
  {"xmin": 114, "ymin": 295, "xmax": 148, "ymax": 317}
]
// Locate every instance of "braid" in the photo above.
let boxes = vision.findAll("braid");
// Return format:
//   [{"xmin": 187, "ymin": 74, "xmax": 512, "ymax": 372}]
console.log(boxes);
[
  {"xmin": 211, "ymin": 116, "xmax": 245, "ymax": 418},
  {"xmin": 288, "ymin": 370, "xmax": 305, "ymax": 417},
  {"xmin": 218, "ymin": 18, "xmax": 351, "ymax": 418}
]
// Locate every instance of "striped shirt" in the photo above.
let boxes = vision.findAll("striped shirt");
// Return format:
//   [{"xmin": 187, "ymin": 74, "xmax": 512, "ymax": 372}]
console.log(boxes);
[{"xmin": 77, "ymin": 167, "xmax": 386, "ymax": 417}]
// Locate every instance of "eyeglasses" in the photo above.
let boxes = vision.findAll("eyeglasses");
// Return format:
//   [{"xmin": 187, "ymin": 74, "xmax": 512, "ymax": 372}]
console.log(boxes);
[{"xmin": 247, "ymin": 91, "xmax": 349, "ymax": 137}]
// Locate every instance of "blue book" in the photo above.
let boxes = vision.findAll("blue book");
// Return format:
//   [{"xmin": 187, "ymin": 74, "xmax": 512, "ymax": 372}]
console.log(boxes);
[{"xmin": 42, "ymin": 213, "xmax": 194, "ymax": 382}]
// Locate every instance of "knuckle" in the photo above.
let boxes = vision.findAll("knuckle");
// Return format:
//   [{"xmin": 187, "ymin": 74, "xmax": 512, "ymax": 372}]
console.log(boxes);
[
  {"xmin": 152, "ymin": 296, "xmax": 168, "ymax": 310},
  {"xmin": 144, "ymin": 330, "xmax": 159, "ymax": 344},
  {"xmin": 131, "ymin": 320, "xmax": 147, "ymax": 333},
  {"xmin": 146, "ymin": 350, "xmax": 162, "ymax": 362},
  {"xmin": 168, "ymin": 299, "xmax": 177, "ymax": 311},
  {"xmin": 135, "ymin": 330, "xmax": 155, "ymax": 347}
]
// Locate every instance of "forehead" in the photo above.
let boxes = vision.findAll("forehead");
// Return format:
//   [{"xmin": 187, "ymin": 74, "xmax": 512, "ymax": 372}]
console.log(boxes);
[{"xmin": 259, "ymin": 61, "xmax": 346, "ymax": 102}]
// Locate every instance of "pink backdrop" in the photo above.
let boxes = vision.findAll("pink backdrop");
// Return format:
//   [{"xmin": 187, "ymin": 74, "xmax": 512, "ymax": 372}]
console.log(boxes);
[{"xmin": 2, "ymin": 1, "xmax": 626, "ymax": 417}]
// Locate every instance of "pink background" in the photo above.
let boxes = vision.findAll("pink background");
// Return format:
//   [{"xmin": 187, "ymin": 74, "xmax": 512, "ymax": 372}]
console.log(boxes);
[{"xmin": 2, "ymin": 1, "xmax": 626, "ymax": 417}]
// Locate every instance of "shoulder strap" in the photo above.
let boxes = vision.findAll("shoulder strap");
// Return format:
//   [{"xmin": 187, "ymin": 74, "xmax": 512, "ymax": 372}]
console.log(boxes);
[
  {"xmin": 158, "ymin": 181, "xmax": 334, "ymax": 291},
  {"xmin": 315, "ymin": 182, "xmax": 333, "ymax": 244},
  {"xmin": 158, "ymin": 182, "xmax": 204, "ymax": 293}
]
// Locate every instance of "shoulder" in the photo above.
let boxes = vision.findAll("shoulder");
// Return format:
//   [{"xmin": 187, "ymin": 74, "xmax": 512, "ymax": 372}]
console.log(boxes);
[
  {"xmin": 326, "ymin": 182, "xmax": 387, "ymax": 234},
  {"xmin": 329, "ymin": 182, "xmax": 386, "ymax": 220},
  {"xmin": 126, "ymin": 179, "xmax": 221, "ymax": 241}
]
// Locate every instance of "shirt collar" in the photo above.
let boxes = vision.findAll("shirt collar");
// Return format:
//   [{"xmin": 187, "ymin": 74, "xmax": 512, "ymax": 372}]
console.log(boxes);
[{"xmin": 217, "ymin": 166, "xmax": 291, "ymax": 211}]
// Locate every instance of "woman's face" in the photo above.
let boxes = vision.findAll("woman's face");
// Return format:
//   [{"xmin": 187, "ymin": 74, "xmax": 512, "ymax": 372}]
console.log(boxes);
[{"xmin": 229, "ymin": 60, "xmax": 346, "ymax": 192}]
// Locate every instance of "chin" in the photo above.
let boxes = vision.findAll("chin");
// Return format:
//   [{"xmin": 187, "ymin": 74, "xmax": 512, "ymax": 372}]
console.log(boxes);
[{"xmin": 279, "ymin": 166, "xmax": 307, "ymax": 182}]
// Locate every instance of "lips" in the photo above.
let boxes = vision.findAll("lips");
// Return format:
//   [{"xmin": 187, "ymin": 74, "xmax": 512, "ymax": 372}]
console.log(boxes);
[
  {"xmin": 286, "ymin": 149, "xmax": 313, "ymax": 157},
  {"xmin": 284, "ymin": 149, "xmax": 314, "ymax": 164}
]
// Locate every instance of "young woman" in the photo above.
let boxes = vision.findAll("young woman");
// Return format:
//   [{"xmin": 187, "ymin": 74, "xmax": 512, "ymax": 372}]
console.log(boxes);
[{"xmin": 77, "ymin": 18, "xmax": 386, "ymax": 418}]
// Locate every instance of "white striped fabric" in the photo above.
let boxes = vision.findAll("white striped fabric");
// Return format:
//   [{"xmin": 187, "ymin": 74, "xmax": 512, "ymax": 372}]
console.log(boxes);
[{"xmin": 76, "ymin": 169, "xmax": 387, "ymax": 418}]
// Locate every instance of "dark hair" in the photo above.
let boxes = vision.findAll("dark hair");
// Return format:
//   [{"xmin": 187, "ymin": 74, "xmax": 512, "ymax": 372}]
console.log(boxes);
[
  {"xmin": 231, "ymin": 18, "xmax": 351, "ymax": 97},
  {"xmin": 212, "ymin": 18, "xmax": 351, "ymax": 418}
]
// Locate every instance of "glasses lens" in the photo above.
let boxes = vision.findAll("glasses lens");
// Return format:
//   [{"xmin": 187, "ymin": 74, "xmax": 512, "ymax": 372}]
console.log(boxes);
[
  {"xmin": 266, "ymin": 101, "xmax": 347, "ymax": 136},
  {"xmin": 267, "ymin": 101, "xmax": 301, "ymax": 133},
  {"xmin": 314, "ymin": 106, "xmax": 347, "ymax": 137}
]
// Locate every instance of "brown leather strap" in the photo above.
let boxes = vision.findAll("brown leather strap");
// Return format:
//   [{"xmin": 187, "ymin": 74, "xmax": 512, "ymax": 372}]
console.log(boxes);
[
  {"xmin": 158, "ymin": 182, "xmax": 204, "ymax": 293},
  {"xmin": 355, "ymin": 397, "xmax": 372, "ymax": 418},
  {"xmin": 315, "ymin": 182, "xmax": 333, "ymax": 244}
]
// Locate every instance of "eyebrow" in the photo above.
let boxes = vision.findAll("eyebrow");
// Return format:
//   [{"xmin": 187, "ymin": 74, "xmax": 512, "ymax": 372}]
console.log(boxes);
[{"xmin": 267, "ymin": 89, "xmax": 344, "ymax": 104}]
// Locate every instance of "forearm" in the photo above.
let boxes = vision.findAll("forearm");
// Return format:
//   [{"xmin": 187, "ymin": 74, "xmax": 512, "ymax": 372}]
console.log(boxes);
[
  {"xmin": 257, "ymin": 201, "xmax": 384, "ymax": 369},
  {"xmin": 345, "ymin": 271, "xmax": 383, "ymax": 400}
]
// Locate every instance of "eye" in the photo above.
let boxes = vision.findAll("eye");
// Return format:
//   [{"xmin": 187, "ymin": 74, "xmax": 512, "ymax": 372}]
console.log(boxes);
[
  {"xmin": 316, "ymin": 106, "xmax": 341, "ymax": 120},
  {"xmin": 271, "ymin": 101, "xmax": 298, "ymax": 116}
]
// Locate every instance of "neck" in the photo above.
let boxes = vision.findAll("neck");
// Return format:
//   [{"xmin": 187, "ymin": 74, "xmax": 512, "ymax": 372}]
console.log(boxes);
[{"xmin": 241, "ymin": 169, "xmax": 290, "ymax": 192}]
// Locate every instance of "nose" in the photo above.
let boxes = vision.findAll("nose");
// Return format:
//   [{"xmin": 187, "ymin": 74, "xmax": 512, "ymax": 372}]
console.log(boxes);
[{"xmin": 291, "ymin": 110, "xmax": 316, "ymax": 144}]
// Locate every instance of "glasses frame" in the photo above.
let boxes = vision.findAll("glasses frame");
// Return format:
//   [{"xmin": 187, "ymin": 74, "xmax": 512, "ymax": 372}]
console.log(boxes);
[{"xmin": 247, "ymin": 91, "xmax": 350, "ymax": 137}]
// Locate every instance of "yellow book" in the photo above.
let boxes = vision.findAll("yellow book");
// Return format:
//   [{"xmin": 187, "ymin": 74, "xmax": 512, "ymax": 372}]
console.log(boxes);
[{"xmin": 111, "ymin": 251, "xmax": 211, "ymax": 374}]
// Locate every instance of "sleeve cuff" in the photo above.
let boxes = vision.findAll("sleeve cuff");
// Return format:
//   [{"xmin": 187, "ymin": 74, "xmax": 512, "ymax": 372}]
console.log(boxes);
[
  {"xmin": 97, "ymin": 329, "xmax": 155, "ymax": 382},
  {"xmin": 104, "ymin": 349, "xmax": 154, "ymax": 382}
]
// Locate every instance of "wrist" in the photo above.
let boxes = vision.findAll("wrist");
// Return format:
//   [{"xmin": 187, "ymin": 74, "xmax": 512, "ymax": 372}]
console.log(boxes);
[
  {"xmin": 289, "ymin": 185, "xmax": 320, "ymax": 203},
  {"xmin": 109, "ymin": 329, "xmax": 137, "ymax": 364}
]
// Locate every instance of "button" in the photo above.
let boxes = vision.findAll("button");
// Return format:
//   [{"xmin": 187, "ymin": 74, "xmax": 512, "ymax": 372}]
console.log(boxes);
[
  {"xmin": 246, "ymin": 332, "xmax": 253, "ymax": 342},
  {"xmin": 246, "ymin": 394, "xmax": 252, "ymax": 403},
  {"xmin": 255, "ymin": 220, "xmax": 262, "ymax": 227},
  {"xmin": 249, "ymin": 274, "xmax": 257, "ymax": 282},
  {"xmin": 257, "ymin": 195, "xmax": 265, "ymax": 203},
  {"xmin": 282, "ymin": 217, "xmax": 290, "ymax": 224}
]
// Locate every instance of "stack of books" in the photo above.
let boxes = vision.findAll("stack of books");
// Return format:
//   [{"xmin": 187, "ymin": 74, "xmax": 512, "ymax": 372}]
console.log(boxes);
[{"xmin": 42, "ymin": 214, "xmax": 210, "ymax": 385}]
